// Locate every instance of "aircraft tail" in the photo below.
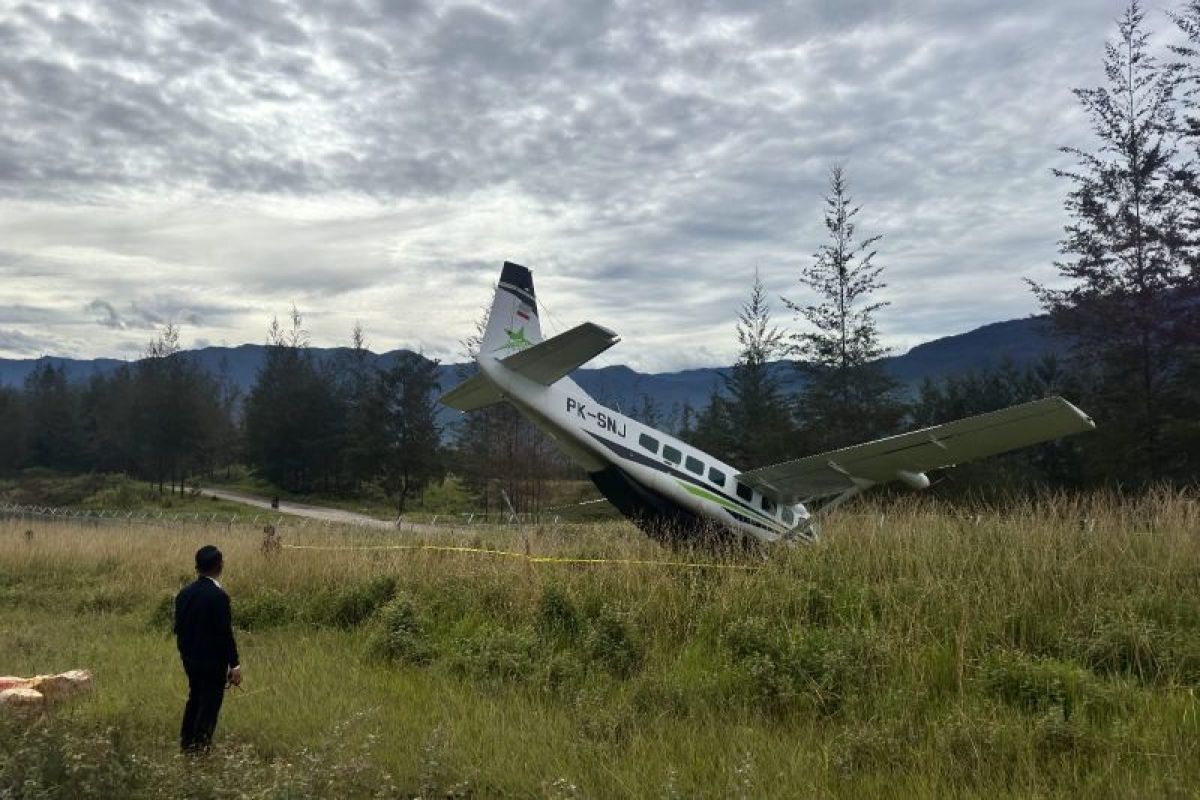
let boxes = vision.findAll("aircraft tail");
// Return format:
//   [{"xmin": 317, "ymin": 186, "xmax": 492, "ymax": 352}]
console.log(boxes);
[{"xmin": 480, "ymin": 261, "xmax": 542, "ymax": 359}]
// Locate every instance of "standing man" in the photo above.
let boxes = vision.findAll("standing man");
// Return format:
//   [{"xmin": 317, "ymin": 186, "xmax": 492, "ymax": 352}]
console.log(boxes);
[{"xmin": 174, "ymin": 544, "xmax": 242, "ymax": 752}]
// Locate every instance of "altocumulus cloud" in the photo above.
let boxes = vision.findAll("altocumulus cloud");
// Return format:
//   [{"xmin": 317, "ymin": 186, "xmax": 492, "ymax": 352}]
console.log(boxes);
[{"xmin": 0, "ymin": 0, "xmax": 1141, "ymax": 367}]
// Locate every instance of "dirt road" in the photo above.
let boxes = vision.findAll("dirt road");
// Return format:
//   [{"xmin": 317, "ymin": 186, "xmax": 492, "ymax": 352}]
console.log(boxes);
[{"xmin": 203, "ymin": 487, "xmax": 397, "ymax": 530}]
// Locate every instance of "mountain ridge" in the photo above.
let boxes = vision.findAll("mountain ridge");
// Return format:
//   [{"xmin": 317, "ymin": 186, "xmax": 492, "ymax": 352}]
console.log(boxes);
[{"xmin": 0, "ymin": 315, "xmax": 1063, "ymax": 423}]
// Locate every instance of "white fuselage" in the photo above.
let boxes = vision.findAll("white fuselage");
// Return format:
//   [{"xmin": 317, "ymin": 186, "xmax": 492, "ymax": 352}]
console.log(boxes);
[{"xmin": 478, "ymin": 355, "xmax": 809, "ymax": 543}]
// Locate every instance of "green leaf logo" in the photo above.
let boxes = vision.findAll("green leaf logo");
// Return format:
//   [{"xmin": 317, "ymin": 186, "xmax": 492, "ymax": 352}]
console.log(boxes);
[{"xmin": 497, "ymin": 327, "xmax": 533, "ymax": 352}]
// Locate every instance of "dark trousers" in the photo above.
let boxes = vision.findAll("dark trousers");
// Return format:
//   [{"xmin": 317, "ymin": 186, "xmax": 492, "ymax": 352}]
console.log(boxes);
[{"xmin": 180, "ymin": 662, "xmax": 226, "ymax": 752}]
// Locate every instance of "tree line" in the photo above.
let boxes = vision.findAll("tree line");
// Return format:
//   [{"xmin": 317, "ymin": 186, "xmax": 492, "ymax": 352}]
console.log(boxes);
[
  {"xmin": 1, "ymin": 0, "xmax": 1196, "ymax": 504},
  {"xmin": 0, "ymin": 313, "xmax": 448, "ymax": 514}
]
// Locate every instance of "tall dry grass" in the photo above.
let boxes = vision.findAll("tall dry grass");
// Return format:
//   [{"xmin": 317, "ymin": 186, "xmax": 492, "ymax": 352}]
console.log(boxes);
[{"xmin": 1, "ymin": 490, "xmax": 1197, "ymax": 798}]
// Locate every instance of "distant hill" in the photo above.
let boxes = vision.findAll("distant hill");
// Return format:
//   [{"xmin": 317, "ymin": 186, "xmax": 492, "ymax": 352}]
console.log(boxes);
[{"xmin": 0, "ymin": 314, "xmax": 1063, "ymax": 430}]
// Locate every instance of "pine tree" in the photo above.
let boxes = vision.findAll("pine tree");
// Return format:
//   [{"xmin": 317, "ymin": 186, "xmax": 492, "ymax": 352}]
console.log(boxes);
[
  {"xmin": 721, "ymin": 272, "xmax": 794, "ymax": 466},
  {"xmin": 338, "ymin": 322, "xmax": 385, "ymax": 491},
  {"xmin": 1032, "ymin": 0, "xmax": 1196, "ymax": 482},
  {"xmin": 1166, "ymin": 0, "xmax": 1200, "ymax": 478},
  {"xmin": 378, "ymin": 352, "xmax": 444, "ymax": 514},
  {"xmin": 244, "ymin": 310, "xmax": 343, "ymax": 491},
  {"xmin": 0, "ymin": 386, "xmax": 28, "ymax": 472},
  {"xmin": 783, "ymin": 165, "xmax": 904, "ymax": 450},
  {"xmin": 24, "ymin": 364, "xmax": 84, "ymax": 471},
  {"xmin": 682, "ymin": 388, "xmax": 731, "ymax": 462}
]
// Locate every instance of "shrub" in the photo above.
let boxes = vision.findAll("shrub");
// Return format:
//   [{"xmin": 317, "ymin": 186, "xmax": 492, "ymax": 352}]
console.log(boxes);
[
  {"xmin": 147, "ymin": 593, "xmax": 174, "ymax": 633},
  {"xmin": 537, "ymin": 585, "xmax": 581, "ymax": 641},
  {"xmin": 450, "ymin": 623, "xmax": 537, "ymax": 681},
  {"xmin": 983, "ymin": 650, "xmax": 1101, "ymax": 719},
  {"xmin": 234, "ymin": 589, "xmax": 296, "ymax": 631},
  {"xmin": 722, "ymin": 619, "xmax": 883, "ymax": 717},
  {"xmin": 583, "ymin": 607, "xmax": 643, "ymax": 679},
  {"xmin": 371, "ymin": 595, "xmax": 432, "ymax": 665},
  {"xmin": 310, "ymin": 575, "xmax": 397, "ymax": 629}
]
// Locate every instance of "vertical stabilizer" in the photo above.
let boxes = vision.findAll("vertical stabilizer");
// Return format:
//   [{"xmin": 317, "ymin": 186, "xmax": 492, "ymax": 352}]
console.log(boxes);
[{"xmin": 480, "ymin": 261, "xmax": 542, "ymax": 358}]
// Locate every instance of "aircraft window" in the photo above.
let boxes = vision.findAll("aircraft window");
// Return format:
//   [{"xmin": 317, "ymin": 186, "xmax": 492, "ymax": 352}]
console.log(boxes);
[
  {"xmin": 735, "ymin": 483, "xmax": 752, "ymax": 502},
  {"xmin": 761, "ymin": 496, "xmax": 776, "ymax": 514},
  {"xmin": 685, "ymin": 456, "xmax": 703, "ymax": 475},
  {"xmin": 663, "ymin": 445, "xmax": 682, "ymax": 464},
  {"xmin": 782, "ymin": 508, "xmax": 794, "ymax": 524},
  {"xmin": 709, "ymin": 468, "xmax": 726, "ymax": 486},
  {"xmin": 639, "ymin": 433, "xmax": 659, "ymax": 453}
]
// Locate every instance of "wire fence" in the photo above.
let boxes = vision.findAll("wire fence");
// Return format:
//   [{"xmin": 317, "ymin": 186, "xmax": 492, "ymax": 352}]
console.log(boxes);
[
  {"xmin": 0, "ymin": 502, "xmax": 284, "ymax": 530},
  {"xmin": 0, "ymin": 502, "xmax": 572, "ymax": 533}
]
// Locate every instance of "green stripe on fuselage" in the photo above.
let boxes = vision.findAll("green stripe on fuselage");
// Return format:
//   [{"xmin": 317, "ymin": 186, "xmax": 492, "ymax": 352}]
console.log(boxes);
[{"xmin": 677, "ymin": 480, "xmax": 786, "ymax": 533}]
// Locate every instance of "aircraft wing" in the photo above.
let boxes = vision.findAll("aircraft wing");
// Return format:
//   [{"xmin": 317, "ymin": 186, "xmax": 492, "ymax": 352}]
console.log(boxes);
[
  {"xmin": 737, "ymin": 397, "xmax": 1095, "ymax": 505},
  {"xmin": 501, "ymin": 322, "xmax": 619, "ymax": 385},
  {"xmin": 440, "ymin": 373, "xmax": 505, "ymax": 412}
]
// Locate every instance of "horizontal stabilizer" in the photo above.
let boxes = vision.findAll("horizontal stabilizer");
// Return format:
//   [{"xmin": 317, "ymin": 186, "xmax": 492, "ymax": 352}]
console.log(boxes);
[
  {"xmin": 500, "ymin": 322, "xmax": 619, "ymax": 386},
  {"xmin": 439, "ymin": 373, "xmax": 505, "ymax": 412},
  {"xmin": 738, "ymin": 397, "xmax": 1095, "ymax": 504}
]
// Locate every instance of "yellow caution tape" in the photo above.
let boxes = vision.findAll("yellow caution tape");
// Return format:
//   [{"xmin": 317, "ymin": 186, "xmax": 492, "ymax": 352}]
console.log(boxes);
[{"xmin": 280, "ymin": 543, "xmax": 758, "ymax": 571}]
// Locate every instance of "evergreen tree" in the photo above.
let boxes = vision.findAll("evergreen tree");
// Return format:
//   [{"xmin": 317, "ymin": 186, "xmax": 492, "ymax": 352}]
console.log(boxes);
[
  {"xmin": 682, "ymin": 388, "xmax": 732, "ymax": 461},
  {"xmin": 1032, "ymin": 0, "xmax": 1196, "ymax": 483},
  {"xmin": 0, "ymin": 386, "xmax": 27, "ymax": 472},
  {"xmin": 132, "ymin": 324, "xmax": 226, "ymax": 494},
  {"xmin": 243, "ymin": 310, "xmax": 343, "ymax": 491},
  {"xmin": 1166, "ymin": 0, "xmax": 1200, "ymax": 476},
  {"xmin": 722, "ymin": 272, "xmax": 794, "ymax": 466},
  {"xmin": 631, "ymin": 394, "xmax": 662, "ymax": 429},
  {"xmin": 23, "ymin": 363, "xmax": 83, "ymax": 471},
  {"xmin": 80, "ymin": 366, "xmax": 138, "ymax": 475},
  {"xmin": 378, "ymin": 352, "xmax": 444, "ymax": 514},
  {"xmin": 783, "ymin": 165, "xmax": 904, "ymax": 450},
  {"xmin": 337, "ymin": 323, "xmax": 386, "ymax": 491}
]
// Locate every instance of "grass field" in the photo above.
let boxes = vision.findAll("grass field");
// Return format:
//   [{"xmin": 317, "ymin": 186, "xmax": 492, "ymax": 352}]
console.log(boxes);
[{"xmin": 2, "ymin": 491, "xmax": 1199, "ymax": 798}]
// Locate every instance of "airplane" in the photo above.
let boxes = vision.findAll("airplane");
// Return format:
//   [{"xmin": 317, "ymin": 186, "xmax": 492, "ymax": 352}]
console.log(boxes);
[{"xmin": 440, "ymin": 262, "xmax": 1096, "ymax": 544}]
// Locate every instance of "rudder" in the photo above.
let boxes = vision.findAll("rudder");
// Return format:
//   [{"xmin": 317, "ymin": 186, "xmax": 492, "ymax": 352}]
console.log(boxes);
[{"xmin": 481, "ymin": 261, "xmax": 542, "ymax": 357}]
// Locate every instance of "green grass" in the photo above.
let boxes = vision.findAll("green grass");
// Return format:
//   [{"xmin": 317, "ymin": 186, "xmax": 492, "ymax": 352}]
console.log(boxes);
[{"xmin": 2, "ymin": 490, "xmax": 1199, "ymax": 798}]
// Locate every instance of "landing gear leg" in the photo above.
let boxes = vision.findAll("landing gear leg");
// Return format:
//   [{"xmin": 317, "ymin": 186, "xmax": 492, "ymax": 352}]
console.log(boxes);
[{"xmin": 788, "ymin": 485, "xmax": 865, "ymax": 543}]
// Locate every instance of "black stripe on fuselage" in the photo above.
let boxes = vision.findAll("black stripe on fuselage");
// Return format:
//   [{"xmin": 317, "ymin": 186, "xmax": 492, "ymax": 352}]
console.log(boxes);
[
  {"xmin": 498, "ymin": 282, "xmax": 538, "ymax": 314},
  {"xmin": 583, "ymin": 431, "xmax": 784, "ymax": 532}
]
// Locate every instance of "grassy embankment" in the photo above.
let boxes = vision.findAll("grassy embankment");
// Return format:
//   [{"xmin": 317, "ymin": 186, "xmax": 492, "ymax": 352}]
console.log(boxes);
[{"xmin": 1, "ymin": 491, "xmax": 1198, "ymax": 798}]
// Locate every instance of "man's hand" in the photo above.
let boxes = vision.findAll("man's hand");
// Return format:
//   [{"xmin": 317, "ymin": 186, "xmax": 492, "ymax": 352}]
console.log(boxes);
[{"xmin": 227, "ymin": 666, "xmax": 243, "ymax": 687}]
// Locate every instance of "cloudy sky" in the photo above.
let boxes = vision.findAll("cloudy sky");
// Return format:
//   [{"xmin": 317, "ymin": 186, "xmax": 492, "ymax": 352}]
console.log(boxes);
[{"xmin": 0, "ymin": 0, "xmax": 1161, "ymax": 371}]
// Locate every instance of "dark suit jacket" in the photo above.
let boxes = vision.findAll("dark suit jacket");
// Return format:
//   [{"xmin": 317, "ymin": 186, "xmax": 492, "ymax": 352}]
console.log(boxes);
[{"xmin": 174, "ymin": 577, "xmax": 239, "ymax": 672}]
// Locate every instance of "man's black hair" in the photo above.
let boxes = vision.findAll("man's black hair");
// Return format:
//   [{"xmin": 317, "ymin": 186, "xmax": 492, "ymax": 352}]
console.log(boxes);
[{"xmin": 195, "ymin": 545, "xmax": 223, "ymax": 574}]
